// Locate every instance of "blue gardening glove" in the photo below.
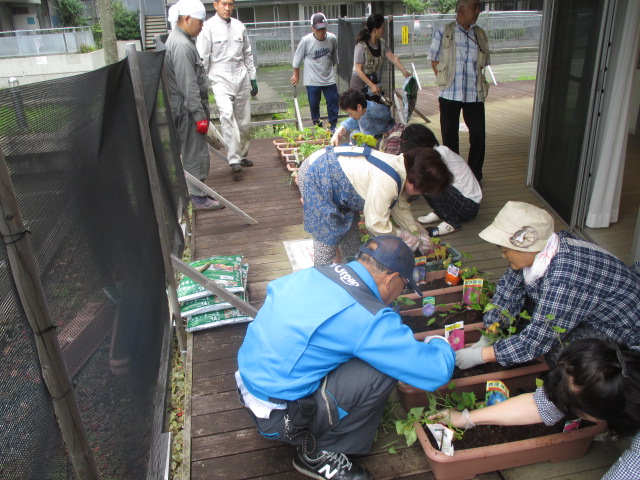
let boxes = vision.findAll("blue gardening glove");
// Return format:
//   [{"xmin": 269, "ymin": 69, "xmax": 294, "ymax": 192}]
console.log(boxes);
[
  {"xmin": 250, "ymin": 79, "xmax": 258, "ymax": 97},
  {"xmin": 455, "ymin": 337, "xmax": 492, "ymax": 370}
]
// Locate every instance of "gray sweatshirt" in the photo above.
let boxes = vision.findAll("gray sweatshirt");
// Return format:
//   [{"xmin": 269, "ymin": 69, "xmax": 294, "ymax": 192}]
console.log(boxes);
[{"xmin": 292, "ymin": 32, "xmax": 338, "ymax": 86}]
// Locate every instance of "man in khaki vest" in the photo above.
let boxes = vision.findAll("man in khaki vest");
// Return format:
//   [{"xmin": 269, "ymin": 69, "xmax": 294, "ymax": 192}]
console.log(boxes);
[{"xmin": 428, "ymin": 0, "xmax": 489, "ymax": 184}]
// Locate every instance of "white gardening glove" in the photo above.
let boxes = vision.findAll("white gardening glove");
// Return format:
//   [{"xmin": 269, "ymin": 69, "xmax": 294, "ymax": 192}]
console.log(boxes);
[
  {"xmin": 330, "ymin": 126, "xmax": 346, "ymax": 146},
  {"xmin": 428, "ymin": 408, "xmax": 476, "ymax": 429},
  {"xmin": 397, "ymin": 227, "xmax": 420, "ymax": 252},
  {"xmin": 455, "ymin": 337, "xmax": 491, "ymax": 370}
]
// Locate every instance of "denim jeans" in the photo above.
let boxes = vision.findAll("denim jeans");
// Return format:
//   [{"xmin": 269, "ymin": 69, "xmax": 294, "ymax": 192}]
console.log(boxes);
[{"xmin": 306, "ymin": 84, "xmax": 339, "ymax": 128}]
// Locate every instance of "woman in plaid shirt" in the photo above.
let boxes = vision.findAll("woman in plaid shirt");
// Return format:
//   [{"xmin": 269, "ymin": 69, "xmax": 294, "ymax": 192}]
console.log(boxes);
[{"xmin": 455, "ymin": 201, "xmax": 640, "ymax": 370}]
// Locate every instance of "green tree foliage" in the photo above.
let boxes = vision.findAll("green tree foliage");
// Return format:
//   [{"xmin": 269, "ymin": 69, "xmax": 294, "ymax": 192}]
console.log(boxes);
[
  {"xmin": 57, "ymin": 0, "xmax": 87, "ymax": 27},
  {"xmin": 111, "ymin": 0, "xmax": 141, "ymax": 40},
  {"xmin": 435, "ymin": 0, "xmax": 458, "ymax": 14},
  {"xmin": 403, "ymin": 0, "xmax": 429, "ymax": 15}
]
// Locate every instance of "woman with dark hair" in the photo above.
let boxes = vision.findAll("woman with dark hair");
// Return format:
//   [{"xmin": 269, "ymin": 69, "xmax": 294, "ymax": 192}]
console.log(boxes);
[
  {"xmin": 350, "ymin": 14, "xmax": 411, "ymax": 96},
  {"xmin": 433, "ymin": 338, "xmax": 640, "ymax": 480},
  {"xmin": 399, "ymin": 124, "xmax": 482, "ymax": 236},
  {"xmin": 299, "ymin": 145, "xmax": 453, "ymax": 265}
]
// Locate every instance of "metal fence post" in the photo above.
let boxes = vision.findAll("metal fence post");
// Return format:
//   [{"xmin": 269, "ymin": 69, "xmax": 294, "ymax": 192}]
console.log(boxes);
[{"xmin": 290, "ymin": 21, "xmax": 295, "ymax": 56}]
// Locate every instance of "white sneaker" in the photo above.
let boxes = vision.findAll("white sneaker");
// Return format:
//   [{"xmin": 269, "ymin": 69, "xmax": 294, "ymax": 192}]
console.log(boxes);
[
  {"xmin": 417, "ymin": 212, "xmax": 441, "ymax": 224},
  {"xmin": 428, "ymin": 221, "xmax": 457, "ymax": 237}
]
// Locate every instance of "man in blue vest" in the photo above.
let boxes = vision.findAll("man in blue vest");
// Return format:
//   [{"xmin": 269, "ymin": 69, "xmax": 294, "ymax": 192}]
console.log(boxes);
[{"xmin": 237, "ymin": 236, "xmax": 455, "ymax": 480}]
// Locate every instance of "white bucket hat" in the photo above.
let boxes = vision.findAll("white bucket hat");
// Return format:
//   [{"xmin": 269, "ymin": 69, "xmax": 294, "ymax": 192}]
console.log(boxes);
[{"xmin": 479, "ymin": 201, "xmax": 554, "ymax": 252}]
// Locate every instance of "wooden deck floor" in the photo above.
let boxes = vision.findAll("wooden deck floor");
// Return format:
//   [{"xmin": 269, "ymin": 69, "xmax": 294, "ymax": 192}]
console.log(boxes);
[{"xmin": 185, "ymin": 81, "xmax": 626, "ymax": 479}]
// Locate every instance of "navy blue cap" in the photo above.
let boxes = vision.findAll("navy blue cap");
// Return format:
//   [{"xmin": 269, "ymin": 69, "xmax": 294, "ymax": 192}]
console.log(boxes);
[{"xmin": 359, "ymin": 235, "xmax": 422, "ymax": 297}]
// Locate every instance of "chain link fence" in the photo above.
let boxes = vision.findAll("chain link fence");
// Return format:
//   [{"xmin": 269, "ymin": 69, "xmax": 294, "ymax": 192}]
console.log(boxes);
[{"xmin": 247, "ymin": 11, "xmax": 541, "ymax": 67}]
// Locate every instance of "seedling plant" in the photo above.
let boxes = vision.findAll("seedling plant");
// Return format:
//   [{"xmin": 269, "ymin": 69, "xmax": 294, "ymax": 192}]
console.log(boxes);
[{"xmin": 396, "ymin": 381, "xmax": 481, "ymax": 446}]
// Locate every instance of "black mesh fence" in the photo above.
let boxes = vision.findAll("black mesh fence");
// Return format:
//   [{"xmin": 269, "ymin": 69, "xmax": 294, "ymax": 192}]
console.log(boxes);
[{"xmin": 0, "ymin": 51, "xmax": 185, "ymax": 479}]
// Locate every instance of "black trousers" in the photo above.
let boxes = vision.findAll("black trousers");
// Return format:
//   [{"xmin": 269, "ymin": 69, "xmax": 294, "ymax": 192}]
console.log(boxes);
[
  {"xmin": 242, "ymin": 358, "xmax": 397, "ymax": 454},
  {"xmin": 439, "ymin": 97, "xmax": 486, "ymax": 181}
]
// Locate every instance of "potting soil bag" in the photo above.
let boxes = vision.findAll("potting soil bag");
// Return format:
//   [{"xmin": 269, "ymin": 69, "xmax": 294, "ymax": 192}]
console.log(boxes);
[
  {"xmin": 177, "ymin": 255, "xmax": 245, "ymax": 302},
  {"xmin": 179, "ymin": 289, "xmax": 248, "ymax": 317},
  {"xmin": 186, "ymin": 308, "xmax": 253, "ymax": 332},
  {"xmin": 400, "ymin": 76, "xmax": 418, "ymax": 124}
]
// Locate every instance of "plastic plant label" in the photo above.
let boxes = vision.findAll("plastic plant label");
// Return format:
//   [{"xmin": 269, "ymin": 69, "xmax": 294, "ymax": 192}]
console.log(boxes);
[
  {"xmin": 563, "ymin": 418, "xmax": 582, "ymax": 432},
  {"xmin": 422, "ymin": 296, "xmax": 436, "ymax": 316},
  {"xmin": 426, "ymin": 423, "xmax": 455, "ymax": 456},
  {"xmin": 485, "ymin": 380, "xmax": 510, "ymax": 406},
  {"xmin": 446, "ymin": 264, "xmax": 460, "ymax": 276},
  {"xmin": 462, "ymin": 278, "xmax": 484, "ymax": 305},
  {"xmin": 444, "ymin": 321, "xmax": 465, "ymax": 351}
]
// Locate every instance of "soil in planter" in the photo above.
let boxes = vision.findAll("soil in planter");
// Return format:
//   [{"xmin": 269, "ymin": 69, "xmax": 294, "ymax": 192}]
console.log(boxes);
[
  {"xmin": 401, "ymin": 308, "xmax": 542, "ymax": 380},
  {"xmin": 424, "ymin": 420, "xmax": 596, "ymax": 451},
  {"xmin": 401, "ymin": 308, "xmax": 482, "ymax": 334}
]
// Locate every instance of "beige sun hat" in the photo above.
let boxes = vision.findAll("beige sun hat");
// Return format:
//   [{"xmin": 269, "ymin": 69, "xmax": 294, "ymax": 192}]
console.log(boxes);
[{"xmin": 479, "ymin": 201, "xmax": 554, "ymax": 252}]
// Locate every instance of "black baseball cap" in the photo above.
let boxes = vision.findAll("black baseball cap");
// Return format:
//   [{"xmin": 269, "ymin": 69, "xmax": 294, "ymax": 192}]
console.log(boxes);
[
  {"xmin": 310, "ymin": 12, "xmax": 328, "ymax": 29},
  {"xmin": 359, "ymin": 235, "xmax": 422, "ymax": 297}
]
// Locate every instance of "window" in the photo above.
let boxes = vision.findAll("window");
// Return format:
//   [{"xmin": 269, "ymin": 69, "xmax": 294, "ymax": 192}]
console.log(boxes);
[{"xmin": 235, "ymin": 7, "xmax": 255, "ymax": 24}]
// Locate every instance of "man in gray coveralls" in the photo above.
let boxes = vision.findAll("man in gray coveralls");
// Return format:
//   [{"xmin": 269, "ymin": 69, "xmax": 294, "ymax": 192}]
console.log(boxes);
[{"xmin": 165, "ymin": 0, "xmax": 224, "ymax": 211}]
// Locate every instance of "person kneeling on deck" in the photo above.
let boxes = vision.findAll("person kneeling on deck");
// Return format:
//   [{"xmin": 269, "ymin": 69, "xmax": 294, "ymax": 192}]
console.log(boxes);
[
  {"xmin": 236, "ymin": 236, "xmax": 455, "ymax": 480},
  {"xmin": 455, "ymin": 201, "xmax": 640, "ymax": 371}
]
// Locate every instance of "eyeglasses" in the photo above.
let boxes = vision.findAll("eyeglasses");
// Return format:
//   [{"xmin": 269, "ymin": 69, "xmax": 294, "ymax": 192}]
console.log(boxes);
[{"xmin": 396, "ymin": 274, "xmax": 409, "ymax": 290}]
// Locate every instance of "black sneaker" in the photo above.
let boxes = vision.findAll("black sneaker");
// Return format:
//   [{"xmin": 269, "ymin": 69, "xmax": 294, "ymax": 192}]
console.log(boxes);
[
  {"xmin": 293, "ymin": 446, "xmax": 373, "ymax": 480},
  {"xmin": 230, "ymin": 163, "xmax": 243, "ymax": 172},
  {"xmin": 240, "ymin": 158, "xmax": 253, "ymax": 167}
]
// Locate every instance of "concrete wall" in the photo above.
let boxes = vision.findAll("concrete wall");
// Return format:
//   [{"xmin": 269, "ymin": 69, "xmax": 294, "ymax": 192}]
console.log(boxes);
[{"xmin": 0, "ymin": 40, "xmax": 142, "ymax": 87}]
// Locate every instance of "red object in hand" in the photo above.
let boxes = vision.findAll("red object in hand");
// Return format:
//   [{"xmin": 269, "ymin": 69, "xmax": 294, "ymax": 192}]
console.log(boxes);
[{"xmin": 196, "ymin": 119, "xmax": 209, "ymax": 134}]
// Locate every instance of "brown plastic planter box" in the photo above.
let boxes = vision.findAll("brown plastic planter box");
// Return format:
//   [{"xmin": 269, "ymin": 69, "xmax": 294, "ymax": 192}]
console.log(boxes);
[
  {"xmin": 399, "ymin": 270, "xmax": 464, "ymax": 311},
  {"xmin": 415, "ymin": 399, "xmax": 607, "ymax": 480},
  {"xmin": 399, "ymin": 321, "xmax": 550, "ymax": 411}
]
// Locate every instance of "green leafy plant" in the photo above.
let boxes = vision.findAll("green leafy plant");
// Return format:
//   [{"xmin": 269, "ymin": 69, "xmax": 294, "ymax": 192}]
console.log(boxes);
[
  {"xmin": 112, "ymin": 0, "xmax": 141, "ymax": 40},
  {"xmin": 78, "ymin": 43, "xmax": 97, "ymax": 53},
  {"xmin": 481, "ymin": 304, "xmax": 531, "ymax": 342},
  {"xmin": 392, "ymin": 295, "xmax": 416, "ymax": 312},
  {"xmin": 57, "ymin": 0, "xmax": 87, "ymax": 27},
  {"xmin": 542, "ymin": 313, "xmax": 567, "ymax": 348},
  {"xmin": 396, "ymin": 381, "xmax": 480, "ymax": 446},
  {"xmin": 403, "ymin": 0, "xmax": 429, "ymax": 15}
]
